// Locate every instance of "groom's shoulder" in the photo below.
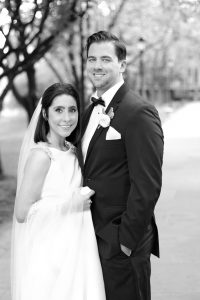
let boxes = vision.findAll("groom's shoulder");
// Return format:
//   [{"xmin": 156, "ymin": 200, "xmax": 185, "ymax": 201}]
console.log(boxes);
[
  {"xmin": 122, "ymin": 87, "xmax": 150, "ymax": 111},
  {"xmin": 120, "ymin": 87, "xmax": 159, "ymax": 124}
]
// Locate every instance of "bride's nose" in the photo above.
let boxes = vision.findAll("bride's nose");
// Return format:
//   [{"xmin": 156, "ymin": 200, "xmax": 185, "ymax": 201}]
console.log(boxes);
[
  {"xmin": 62, "ymin": 110, "xmax": 73, "ymax": 122},
  {"xmin": 63, "ymin": 111, "xmax": 70, "ymax": 121}
]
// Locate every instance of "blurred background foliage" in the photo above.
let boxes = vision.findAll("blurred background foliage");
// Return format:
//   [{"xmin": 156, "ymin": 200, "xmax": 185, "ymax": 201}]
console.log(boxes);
[{"xmin": 1, "ymin": 0, "xmax": 200, "ymax": 121}]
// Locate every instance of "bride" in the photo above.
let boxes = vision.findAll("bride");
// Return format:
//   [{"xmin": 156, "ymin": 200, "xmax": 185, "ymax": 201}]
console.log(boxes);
[{"xmin": 11, "ymin": 83, "xmax": 106, "ymax": 300}]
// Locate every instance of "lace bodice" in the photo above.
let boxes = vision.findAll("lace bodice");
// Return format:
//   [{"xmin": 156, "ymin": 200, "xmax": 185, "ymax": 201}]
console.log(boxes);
[{"xmin": 31, "ymin": 142, "xmax": 82, "ymax": 205}]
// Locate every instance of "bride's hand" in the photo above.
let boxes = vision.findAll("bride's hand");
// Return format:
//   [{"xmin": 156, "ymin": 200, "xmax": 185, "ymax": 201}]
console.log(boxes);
[
  {"xmin": 73, "ymin": 187, "xmax": 95, "ymax": 210},
  {"xmin": 81, "ymin": 186, "xmax": 95, "ymax": 210},
  {"xmin": 83, "ymin": 198, "xmax": 93, "ymax": 210}
]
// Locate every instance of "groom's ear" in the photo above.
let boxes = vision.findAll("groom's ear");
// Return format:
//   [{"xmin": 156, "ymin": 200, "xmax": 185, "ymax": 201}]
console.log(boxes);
[
  {"xmin": 42, "ymin": 109, "xmax": 47, "ymax": 121},
  {"xmin": 120, "ymin": 60, "xmax": 126, "ymax": 73}
]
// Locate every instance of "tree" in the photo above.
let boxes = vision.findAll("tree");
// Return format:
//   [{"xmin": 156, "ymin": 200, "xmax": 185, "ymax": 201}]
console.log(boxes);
[
  {"xmin": 0, "ymin": 0, "xmax": 81, "ymax": 120},
  {"xmin": 47, "ymin": 0, "xmax": 129, "ymax": 106},
  {"xmin": 106, "ymin": 0, "xmax": 200, "ymax": 101}
]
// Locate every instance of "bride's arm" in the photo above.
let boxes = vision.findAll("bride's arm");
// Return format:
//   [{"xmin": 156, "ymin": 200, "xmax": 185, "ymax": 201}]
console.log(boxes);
[{"xmin": 15, "ymin": 149, "xmax": 51, "ymax": 223}]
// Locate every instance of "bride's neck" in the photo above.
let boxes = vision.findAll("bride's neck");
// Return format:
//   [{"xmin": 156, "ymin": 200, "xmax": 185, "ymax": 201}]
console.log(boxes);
[{"xmin": 46, "ymin": 134, "xmax": 66, "ymax": 151}]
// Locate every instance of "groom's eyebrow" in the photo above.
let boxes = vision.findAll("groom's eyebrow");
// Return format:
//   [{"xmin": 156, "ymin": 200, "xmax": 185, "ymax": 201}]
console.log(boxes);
[
  {"xmin": 101, "ymin": 55, "xmax": 112, "ymax": 59},
  {"xmin": 87, "ymin": 55, "xmax": 112, "ymax": 61},
  {"xmin": 88, "ymin": 55, "xmax": 96, "ymax": 59}
]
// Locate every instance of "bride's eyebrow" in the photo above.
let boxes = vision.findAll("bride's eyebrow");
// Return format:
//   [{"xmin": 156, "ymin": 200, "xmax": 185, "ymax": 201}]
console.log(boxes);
[
  {"xmin": 53, "ymin": 105, "xmax": 77, "ymax": 109},
  {"xmin": 53, "ymin": 105, "xmax": 65, "ymax": 109}
]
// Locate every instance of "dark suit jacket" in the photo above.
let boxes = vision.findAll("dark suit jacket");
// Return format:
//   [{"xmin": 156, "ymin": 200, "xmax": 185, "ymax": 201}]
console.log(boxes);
[{"xmin": 78, "ymin": 83, "xmax": 164, "ymax": 259}]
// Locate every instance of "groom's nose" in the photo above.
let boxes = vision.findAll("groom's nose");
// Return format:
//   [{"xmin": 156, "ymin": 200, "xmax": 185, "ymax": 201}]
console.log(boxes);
[{"xmin": 93, "ymin": 59, "xmax": 103, "ymax": 69}]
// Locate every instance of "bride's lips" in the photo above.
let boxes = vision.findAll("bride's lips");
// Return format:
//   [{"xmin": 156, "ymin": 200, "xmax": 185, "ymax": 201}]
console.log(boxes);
[{"xmin": 59, "ymin": 124, "xmax": 73, "ymax": 130}]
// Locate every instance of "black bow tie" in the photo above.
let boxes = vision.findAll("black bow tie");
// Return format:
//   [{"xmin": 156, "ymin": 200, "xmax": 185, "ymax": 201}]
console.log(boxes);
[{"xmin": 91, "ymin": 97, "xmax": 105, "ymax": 107}]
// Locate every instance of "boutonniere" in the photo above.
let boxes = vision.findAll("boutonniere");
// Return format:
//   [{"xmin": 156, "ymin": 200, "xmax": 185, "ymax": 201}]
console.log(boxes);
[{"xmin": 98, "ymin": 107, "xmax": 115, "ymax": 128}]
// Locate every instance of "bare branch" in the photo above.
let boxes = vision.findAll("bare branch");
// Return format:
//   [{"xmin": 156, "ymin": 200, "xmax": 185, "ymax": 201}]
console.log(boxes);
[
  {"xmin": 0, "ymin": 77, "xmax": 14, "ymax": 104},
  {"xmin": 43, "ymin": 55, "xmax": 64, "ymax": 83},
  {"xmin": 108, "ymin": 0, "xmax": 128, "ymax": 30},
  {"xmin": 68, "ymin": 32, "xmax": 80, "ymax": 87},
  {"xmin": 0, "ymin": 0, "xmax": 81, "ymax": 117}
]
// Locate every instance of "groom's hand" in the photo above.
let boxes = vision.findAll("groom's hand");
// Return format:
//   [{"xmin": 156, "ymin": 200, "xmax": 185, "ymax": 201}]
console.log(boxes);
[{"xmin": 120, "ymin": 244, "xmax": 132, "ymax": 256}]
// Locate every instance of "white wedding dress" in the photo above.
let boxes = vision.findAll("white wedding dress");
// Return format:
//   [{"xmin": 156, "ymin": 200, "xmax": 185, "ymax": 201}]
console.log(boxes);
[{"xmin": 12, "ymin": 143, "xmax": 106, "ymax": 300}]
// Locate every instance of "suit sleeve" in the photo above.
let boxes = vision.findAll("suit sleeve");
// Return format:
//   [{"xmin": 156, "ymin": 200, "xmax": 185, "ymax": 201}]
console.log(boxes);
[{"xmin": 119, "ymin": 104, "xmax": 164, "ymax": 252}]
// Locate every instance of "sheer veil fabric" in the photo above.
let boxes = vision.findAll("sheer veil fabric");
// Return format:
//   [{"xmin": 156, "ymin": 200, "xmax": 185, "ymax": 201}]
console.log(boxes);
[{"xmin": 11, "ymin": 98, "xmax": 42, "ymax": 300}]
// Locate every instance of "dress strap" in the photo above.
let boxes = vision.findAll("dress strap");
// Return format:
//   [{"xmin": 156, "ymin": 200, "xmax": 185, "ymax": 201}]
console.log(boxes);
[{"xmin": 30, "ymin": 143, "xmax": 54, "ymax": 160}]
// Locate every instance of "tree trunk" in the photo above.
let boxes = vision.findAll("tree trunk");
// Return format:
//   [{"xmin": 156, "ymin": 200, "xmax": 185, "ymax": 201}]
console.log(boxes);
[
  {"xmin": 26, "ymin": 66, "xmax": 38, "ymax": 121},
  {"xmin": 79, "ymin": 16, "xmax": 85, "ymax": 107},
  {"xmin": 0, "ymin": 150, "xmax": 4, "ymax": 179},
  {"xmin": 12, "ymin": 66, "xmax": 38, "ymax": 122},
  {"xmin": 0, "ymin": 75, "xmax": 15, "ymax": 112},
  {"xmin": 44, "ymin": 56, "xmax": 64, "ymax": 83}
]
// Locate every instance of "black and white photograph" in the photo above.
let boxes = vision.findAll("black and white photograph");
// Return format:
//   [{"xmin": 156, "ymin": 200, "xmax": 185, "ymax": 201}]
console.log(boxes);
[{"xmin": 0, "ymin": 1, "xmax": 200, "ymax": 300}]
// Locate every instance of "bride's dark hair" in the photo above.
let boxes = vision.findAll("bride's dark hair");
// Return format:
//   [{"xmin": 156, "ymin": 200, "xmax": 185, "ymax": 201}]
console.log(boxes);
[{"xmin": 34, "ymin": 83, "xmax": 81, "ymax": 145}]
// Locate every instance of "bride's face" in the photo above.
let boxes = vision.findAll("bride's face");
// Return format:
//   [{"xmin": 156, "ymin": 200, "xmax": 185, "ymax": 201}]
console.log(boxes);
[{"xmin": 47, "ymin": 94, "xmax": 78, "ymax": 140}]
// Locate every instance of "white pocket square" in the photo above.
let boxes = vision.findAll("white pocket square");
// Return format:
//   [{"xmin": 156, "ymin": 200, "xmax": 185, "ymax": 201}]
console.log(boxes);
[{"xmin": 106, "ymin": 126, "xmax": 121, "ymax": 140}]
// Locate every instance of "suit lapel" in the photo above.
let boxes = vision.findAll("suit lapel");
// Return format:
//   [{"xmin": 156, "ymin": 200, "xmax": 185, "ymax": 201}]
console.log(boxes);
[
  {"xmin": 84, "ymin": 83, "xmax": 129, "ymax": 166},
  {"xmin": 104, "ymin": 83, "xmax": 128, "ymax": 115}
]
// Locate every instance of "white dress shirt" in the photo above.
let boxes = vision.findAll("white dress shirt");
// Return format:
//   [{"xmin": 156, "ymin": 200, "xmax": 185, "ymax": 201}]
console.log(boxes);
[{"xmin": 82, "ymin": 79, "xmax": 124, "ymax": 163}]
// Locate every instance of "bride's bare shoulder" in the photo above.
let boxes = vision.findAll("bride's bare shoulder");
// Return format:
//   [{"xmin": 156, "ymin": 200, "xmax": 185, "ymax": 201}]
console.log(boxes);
[
  {"xmin": 25, "ymin": 145, "xmax": 51, "ymax": 172},
  {"xmin": 30, "ymin": 142, "xmax": 54, "ymax": 160}
]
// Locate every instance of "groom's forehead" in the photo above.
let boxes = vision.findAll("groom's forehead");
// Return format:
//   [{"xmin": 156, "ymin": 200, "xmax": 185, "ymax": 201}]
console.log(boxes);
[{"xmin": 88, "ymin": 42, "xmax": 116, "ymax": 55}]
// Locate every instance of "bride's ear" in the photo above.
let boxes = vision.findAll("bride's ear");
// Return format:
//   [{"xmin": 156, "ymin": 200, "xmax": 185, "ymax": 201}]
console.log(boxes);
[{"xmin": 42, "ymin": 109, "xmax": 48, "ymax": 121}]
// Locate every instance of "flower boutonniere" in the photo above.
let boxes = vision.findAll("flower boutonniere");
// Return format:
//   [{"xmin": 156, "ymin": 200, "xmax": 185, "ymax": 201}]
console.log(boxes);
[{"xmin": 98, "ymin": 107, "xmax": 115, "ymax": 128}]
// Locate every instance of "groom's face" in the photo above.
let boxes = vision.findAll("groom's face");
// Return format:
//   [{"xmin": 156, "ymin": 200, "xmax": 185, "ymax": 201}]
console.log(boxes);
[{"xmin": 86, "ymin": 41, "xmax": 126, "ymax": 96}]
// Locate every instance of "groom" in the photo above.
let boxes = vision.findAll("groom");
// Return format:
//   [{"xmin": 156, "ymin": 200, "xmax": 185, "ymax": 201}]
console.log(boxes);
[{"xmin": 81, "ymin": 31, "xmax": 164, "ymax": 300}]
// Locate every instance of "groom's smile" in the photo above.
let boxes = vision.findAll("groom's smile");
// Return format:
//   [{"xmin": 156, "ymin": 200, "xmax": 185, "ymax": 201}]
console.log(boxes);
[
  {"xmin": 92, "ymin": 73, "xmax": 106, "ymax": 81},
  {"xmin": 93, "ymin": 73, "xmax": 106, "ymax": 77}
]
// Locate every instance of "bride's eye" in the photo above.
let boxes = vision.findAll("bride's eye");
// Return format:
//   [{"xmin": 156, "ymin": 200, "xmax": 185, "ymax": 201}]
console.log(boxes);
[
  {"xmin": 69, "ymin": 106, "xmax": 77, "ymax": 113},
  {"xmin": 55, "ymin": 108, "xmax": 63, "ymax": 113}
]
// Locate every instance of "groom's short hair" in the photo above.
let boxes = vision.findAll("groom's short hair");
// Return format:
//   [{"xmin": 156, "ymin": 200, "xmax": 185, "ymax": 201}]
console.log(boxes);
[{"xmin": 86, "ymin": 31, "xmax": 126, "ymax": 61}]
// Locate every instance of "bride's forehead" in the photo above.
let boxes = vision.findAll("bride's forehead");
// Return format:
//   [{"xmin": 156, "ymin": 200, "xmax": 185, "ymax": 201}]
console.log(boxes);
[{"xmin": 51, "ymin": 94, "xmax": 76, "ymax": 107}]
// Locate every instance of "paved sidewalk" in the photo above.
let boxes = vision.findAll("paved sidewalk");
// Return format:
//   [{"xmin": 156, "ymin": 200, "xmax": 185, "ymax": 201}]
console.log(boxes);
[
  {"xmin": 151, "ymin": 102, "xmax": 200, "ymax": 300},
  {"xmin": 0, "ymin": 222, "xmax": 12, "ymax": 300}
]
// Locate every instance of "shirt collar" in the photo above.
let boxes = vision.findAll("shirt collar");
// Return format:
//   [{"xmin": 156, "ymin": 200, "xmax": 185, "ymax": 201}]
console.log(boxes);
[{"xmin": 92, "ymin": 79, "xmax": 124, "ymax": 109}]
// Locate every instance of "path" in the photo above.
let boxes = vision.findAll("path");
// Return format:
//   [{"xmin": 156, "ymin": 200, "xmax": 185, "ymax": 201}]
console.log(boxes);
[{"xmin": 152, "ymin": 101, "xmax": 200, "ymax": 300}]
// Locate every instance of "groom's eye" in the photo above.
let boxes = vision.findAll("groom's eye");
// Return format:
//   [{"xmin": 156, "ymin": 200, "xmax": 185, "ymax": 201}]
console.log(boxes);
[
  {"xmin": 88, "ymin": 57, "xmax": 96, "ymax": 62},
  {"xmin": 102, "ymin": 57, "xmax": 111, "ymax": 62}
]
